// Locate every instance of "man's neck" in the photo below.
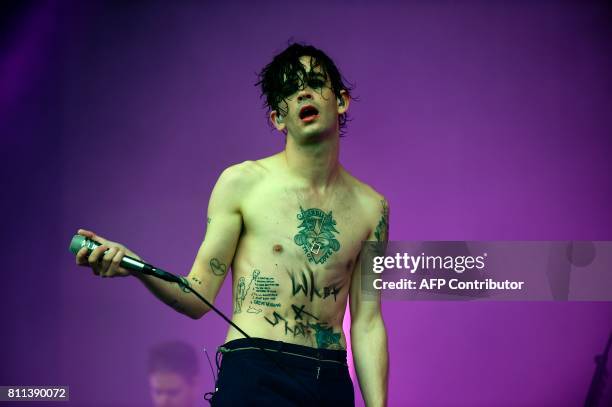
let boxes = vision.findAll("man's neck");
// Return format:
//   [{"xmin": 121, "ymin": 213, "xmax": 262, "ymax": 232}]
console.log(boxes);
[{"xmin": 283, "ymin": 132, "xmax": 340, "ymax": 191}]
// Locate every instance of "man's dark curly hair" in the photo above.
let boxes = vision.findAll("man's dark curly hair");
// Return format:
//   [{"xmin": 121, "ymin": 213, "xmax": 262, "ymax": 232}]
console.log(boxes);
[{"xmin": 256, "ymin": 43, "xmax": 354, "ymax": 135}]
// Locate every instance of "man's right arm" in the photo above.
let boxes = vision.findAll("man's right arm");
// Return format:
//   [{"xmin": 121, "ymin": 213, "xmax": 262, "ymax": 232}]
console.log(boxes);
[
  {"xmin": 133, "ymin": 163, "xmax": 247, "ymax": 319},
  {"xmin": 76, "ymin": 163, "xmax": 249, "ymax": 320}
]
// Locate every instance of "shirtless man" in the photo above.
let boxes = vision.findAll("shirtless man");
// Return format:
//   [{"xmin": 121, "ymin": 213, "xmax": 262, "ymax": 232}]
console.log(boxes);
[{"xmin": 75, "ymin": 43, "xmax": 389, "ymax": 406}]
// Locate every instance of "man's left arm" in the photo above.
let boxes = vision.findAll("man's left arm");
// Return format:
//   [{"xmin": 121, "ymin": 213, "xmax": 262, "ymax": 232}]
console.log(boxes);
[{"xmin": 349, "ymin": 198, "xmax": 389, "ymax": 407}]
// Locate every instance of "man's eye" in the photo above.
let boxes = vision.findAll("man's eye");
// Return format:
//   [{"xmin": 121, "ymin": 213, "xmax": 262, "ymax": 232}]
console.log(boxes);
[
  {"xmin": 281, "ymin": 82, "xmax": 299, "ymax": 96},
  {"xmin": 308, "ymin": 79, "xmax": 325, "ymax": 89}
]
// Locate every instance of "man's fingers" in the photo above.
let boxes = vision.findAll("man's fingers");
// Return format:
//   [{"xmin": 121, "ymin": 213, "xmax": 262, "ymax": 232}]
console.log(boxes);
[
  {"xmin": 88, "ymin": 245, "xmax": 107, "ymax": 275},
  {"xmin": 105, "ymin": 248, "xmax": 120, "ymax": 276},
  {"xmin": 100, "ymin": 247, "xmax": 117, "ymax": 276},
  {"xmin": 76, "ymin": 247, "xmax": 89, "ymax": 265},
  {"xmin": 109, "ymin": 249, "xmax": 125, "ymax": 276},
  {"xmin": 77, "ymin": 229, "xmax": 95, "ymax": 239},
  {"xmin": 77, "ymin": 229, "xmax": 108, "ymax": 245},
  {"xmin": 88, "ymin": 245, "xmax": 107, "ymax": 262},
  {"xmin": 74, "ymin": 233, "xmax": 132, "ymax": 278}
]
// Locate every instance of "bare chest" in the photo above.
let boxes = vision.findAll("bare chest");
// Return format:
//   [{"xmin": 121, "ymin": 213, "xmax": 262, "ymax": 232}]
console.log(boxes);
[{"xmin": 239, "ymin": 183, "xmax": 369, "ymax": 277}]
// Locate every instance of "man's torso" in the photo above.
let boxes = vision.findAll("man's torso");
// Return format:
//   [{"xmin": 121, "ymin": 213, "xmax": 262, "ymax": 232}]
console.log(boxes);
[{"xmin": 224, "ymin": 154, "xmax": 381, "ymax": 350}]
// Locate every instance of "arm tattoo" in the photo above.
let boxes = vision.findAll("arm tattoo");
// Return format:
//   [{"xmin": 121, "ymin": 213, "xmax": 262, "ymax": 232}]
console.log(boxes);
[
  {"xmin": 209, "ymin": 258, "xmax": 227, "ymax": 276},
  {"xmin": 294, "ymin": 206, "xmax": 341, "ymax": 264},
  {"xmin": 176, "ymin": 276, "xmax": 191, "ymax": 293},
  {"xmin": 374, "ymin": 199, "xmax": 389, "ymax": 243}
]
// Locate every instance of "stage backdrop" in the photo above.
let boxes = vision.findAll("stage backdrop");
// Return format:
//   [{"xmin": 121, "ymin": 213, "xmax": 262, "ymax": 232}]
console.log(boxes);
[{"xmin": 1, "ymin": 0, "xmax": 611, "ymax": 406}]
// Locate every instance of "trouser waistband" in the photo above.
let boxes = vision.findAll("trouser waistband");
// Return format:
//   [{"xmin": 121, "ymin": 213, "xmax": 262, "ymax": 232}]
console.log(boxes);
[{"xmin": 218, "ymin": 337, "xmax": 347, "ymax": 365}]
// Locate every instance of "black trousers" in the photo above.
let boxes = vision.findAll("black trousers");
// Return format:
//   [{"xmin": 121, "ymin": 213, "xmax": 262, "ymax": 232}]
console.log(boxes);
[{"xmin": 209, "ymin": 338, "xmax": 355, "ymax": 407}]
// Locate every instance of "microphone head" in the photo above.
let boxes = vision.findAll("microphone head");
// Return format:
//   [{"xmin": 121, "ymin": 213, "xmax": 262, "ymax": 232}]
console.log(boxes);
[{"xmin": 69, "ymin": 234, "xmax": 86, "ymax": 255}]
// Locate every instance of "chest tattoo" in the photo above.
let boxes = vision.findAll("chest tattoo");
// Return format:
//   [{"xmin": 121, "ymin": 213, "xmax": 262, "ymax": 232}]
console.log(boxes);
[{"xmin": 293, "ymin": 206, "xmax": 341, "ymax": 264}]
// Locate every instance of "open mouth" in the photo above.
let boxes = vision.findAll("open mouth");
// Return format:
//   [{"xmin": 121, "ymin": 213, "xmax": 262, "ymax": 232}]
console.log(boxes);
[{"xmin": 299, "ymin": 105, "xmax": 319, "ymax": 122}]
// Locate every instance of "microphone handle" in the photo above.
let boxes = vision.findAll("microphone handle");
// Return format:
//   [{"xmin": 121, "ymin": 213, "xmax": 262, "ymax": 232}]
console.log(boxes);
[
  {"xmin": 139, "ymin": 263, "xmax": 182, "ymax": 285},
  {"xmin": 78, "ymin": 236, "xmax": 181, "ymax": 285},
  {"xmin": 100, "ymin": 249, "xmax": 181, "ymax": 285}
]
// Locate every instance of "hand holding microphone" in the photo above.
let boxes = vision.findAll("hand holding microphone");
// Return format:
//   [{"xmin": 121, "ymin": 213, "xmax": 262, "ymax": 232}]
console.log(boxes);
[
  {"xmin": 71, "ymin": 230, "xmax": 180, "ymax": 284},
  {"xmin": 73, "ymin": 229, "xmax": 142, "ymax": 278},
  {"xmin": 70, "ymin": 230, "xmax": 253, "ymax": 346}
]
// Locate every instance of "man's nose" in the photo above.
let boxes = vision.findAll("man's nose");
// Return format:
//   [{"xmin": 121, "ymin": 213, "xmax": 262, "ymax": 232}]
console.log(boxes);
[{"xmin": 297, "ymin": 90, "xmax": 313, "ymax": 102}]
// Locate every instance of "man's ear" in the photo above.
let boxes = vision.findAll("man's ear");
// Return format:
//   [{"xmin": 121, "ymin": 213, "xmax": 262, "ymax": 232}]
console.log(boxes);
[
  {"xmin": 270, "ymin": 110, "xmax": 286, "ymax": 132},
  {"xmin": 337, "ymin": 90, "xmax": 350, "ymax": 115}
]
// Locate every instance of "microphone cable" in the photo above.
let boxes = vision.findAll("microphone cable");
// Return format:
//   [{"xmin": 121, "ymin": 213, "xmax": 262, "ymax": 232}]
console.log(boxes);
[
  {"xmin": 173, "ymin": 277, "xmax": 322, "ymax": 405},
  {"xmin": 70, "ymin": 235, "xmax": 322, "ymax": 405}
]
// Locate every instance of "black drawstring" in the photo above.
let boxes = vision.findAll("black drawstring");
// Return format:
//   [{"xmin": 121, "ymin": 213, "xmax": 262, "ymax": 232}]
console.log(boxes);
[{"xmin": 203, "ymin": 347, "xmax": 224, "ymax": 404}]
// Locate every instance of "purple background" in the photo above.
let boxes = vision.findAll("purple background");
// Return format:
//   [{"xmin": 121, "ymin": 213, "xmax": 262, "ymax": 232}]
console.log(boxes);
[{"xmin": 2, "ymin": 0, "xmax": 611, "ymax": 406}]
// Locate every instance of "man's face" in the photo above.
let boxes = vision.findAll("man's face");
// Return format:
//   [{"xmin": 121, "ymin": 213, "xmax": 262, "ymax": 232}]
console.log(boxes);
[
  {"xmin": 149, "ymin": 371, "xmax": 196, "ymax": 407},
  {"xmin": 272, "ymin": 55, "xmax": 348, "ymax": 141}
]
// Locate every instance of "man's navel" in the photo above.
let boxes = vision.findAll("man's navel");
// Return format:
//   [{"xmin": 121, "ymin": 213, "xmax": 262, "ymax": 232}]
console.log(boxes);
[{"xmin": 273, "ymin": 244, "xmax": 283, "ymax": 254}]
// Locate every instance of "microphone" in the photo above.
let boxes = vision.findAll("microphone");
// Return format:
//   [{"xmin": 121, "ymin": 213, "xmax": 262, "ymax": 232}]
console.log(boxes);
[
  {"xmin": 69, "ymin": 234, "xmax": 319, "ymax": 402},
  {"xmin": 69, "ymin": 234, "xmax": 181, "ymax": 284}
]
